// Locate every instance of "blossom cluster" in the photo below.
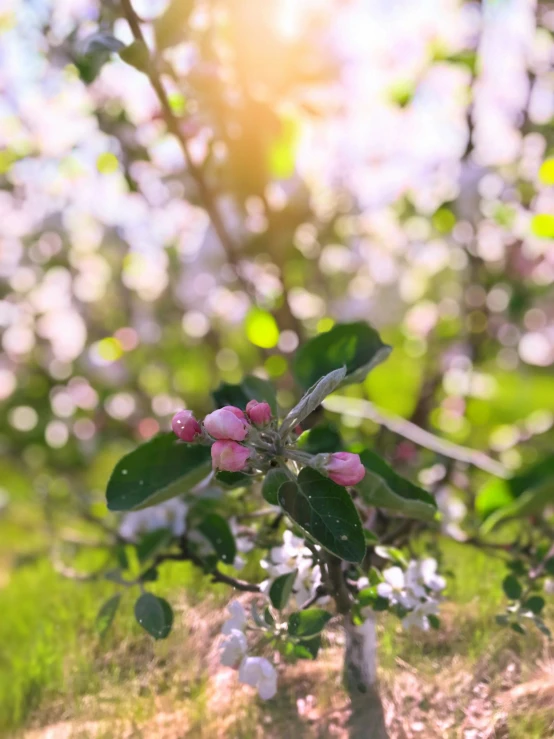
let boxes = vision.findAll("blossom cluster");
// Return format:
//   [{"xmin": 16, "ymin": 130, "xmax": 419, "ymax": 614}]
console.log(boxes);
[
  {"xmin": 219, "ymin": 601, "xmax": 278, "ymax": 700},
  {"xmin": 170, "ymin": 402, "xmax": 366, "ymax": 487},
  {"xmin": 362, "ymin": 558, "xmax": 446, "ymax": 631},
  {"xmin": 261, "ymin": 530, "xmax": 326, "ymax": 609}
]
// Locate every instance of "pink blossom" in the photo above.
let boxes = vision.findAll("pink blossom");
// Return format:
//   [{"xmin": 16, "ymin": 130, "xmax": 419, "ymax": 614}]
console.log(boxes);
[
  {"xmin": 171, "ymin": 410, "xmax": 201, "ymax": 442},
  {"xmin": 324, "ymin": 452, "xmax": 365, "ymax": 486},
  {"xmin": 204, "ymin": 407, "xmax": 249, "ymax": 441},
  {"xmin": 211, "ymin": 440, "xmax": 251, "ymax": 472},
  {"xmin": 246, "ymin": 399, "xmax": 272, "ymax": 426}
]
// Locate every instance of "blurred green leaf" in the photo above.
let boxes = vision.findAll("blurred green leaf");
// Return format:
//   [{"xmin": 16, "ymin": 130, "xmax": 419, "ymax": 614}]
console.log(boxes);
[
  {"xmin": 502, "ymin": 575, "xmax": 522, "ymax": 601},
  {"xmin": 355, "ymin": 449, "xmax": 437, "ymax": 522},
  {"xmin": 269, "ymin": 569, "xmax": 297, "ymax": 610},
  {"xmin": 297, "ymin": 424, "xmax": 343, "ymax": 454},
  {"xmin": 154, "ymin": 0, "xmax": 195, "ymax": 50},
  {"xmin": 262, "ymin": 468, "xmax": 291, "ymax": 505},
  {"xmin": 96, "ymin": 594, "xmax": 121, "ymax": 636},
  {"xmin": 293, "ymin": 322, "xmax": 391, "ymax": 390},
  {"xmin": 106, "ymin": 434, "xmax": 211, "ymax": 511},
  {"xmin": 197, "ymin": 513, "xmax": 236, "ymax": 565},
  {"xmin": 288, "ymin": 608, "xmax": 332, "ymax": 639},
  {"xmin": 119, "ymin": 40, "xmax": 149, "ymax": 73},
  {"xmin": 212, "ymin": 375, "xmax": 277, "ymax": 415}
]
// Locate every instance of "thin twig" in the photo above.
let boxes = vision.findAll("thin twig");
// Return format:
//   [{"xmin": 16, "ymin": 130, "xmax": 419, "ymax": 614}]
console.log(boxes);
[{"xmin": 323, "ymin": 396, "xmax": 508, "ymax": 478}]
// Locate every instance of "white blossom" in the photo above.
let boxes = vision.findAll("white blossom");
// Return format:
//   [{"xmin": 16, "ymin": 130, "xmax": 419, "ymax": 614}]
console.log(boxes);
[
  {"xmin": 261, "ymin": 530, "xmax": 325, "ymax": 608},
  {"xmin": 376, "ymin": 558, "xmax": 446, "ymax": 631},
  {"xmin": 219, "ymin": 628, "xmax": 248, "ymax": 668},
  {"xmin": 221, "ymin": 600, "xmax": 247, "ymax": 635},
  {"xmin": 118, "ymin": 498, "xmax": 188, "ymax": 542},
  {"xmin": 230, "ymin": 517, "xmax": 254, "ymax": 570},
  {"xmin": 436, "ymin": 487, "xmax": 467, "ymax": 541},
  {"xmin": 238, "ymin": 656, "xmax": 278, "ymax": 700}
]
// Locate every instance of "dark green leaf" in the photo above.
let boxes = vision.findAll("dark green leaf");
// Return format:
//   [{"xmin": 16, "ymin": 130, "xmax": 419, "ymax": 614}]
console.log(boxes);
[
  {"xmin": 545, "ymin": 557, "xmax": 554, "ymax": 575},
  {"xmin": 264, "ymin": 606, "xmax": 276, "ymax": 627},
  {"xmin": 119, "ymin": 40, "xmax": 150, "ymax": 73},
  {"xmin": 278, "ymin": 468, "xmax": 365, "ymax": 563},
  {"xmin": 355, "ymin": 449, "xmax": 437, "ymax": 522},
  {"xmin": 262, "ymin": 468, "xmax": 291, "ymax": 505},
  {"xmin": 106, "ymin": 433, "xmax": 211, "ymax": 511},
  {"xmin": 269, "ymin": 569, "xmax": 297, "ymax": 610},
  {"xmin": 197, "ymin": 513, "xmax": 236, "ymax": 565},
  {"xmin": 136, "ymin": 528, "xmax": 173, "ymax": 563},
  {"xmin": 288, "ymin": 608, "xmax": 332, "ymax": 639},
  {"xmin": 216, "ymin": 470, "xmax": 252, "ymax": 489},
  {"xmin": 524, "ymin": 596, "xmax": 545, "ymax": 615},
  {"xmin": 495, "ymin": 614, "xmax": 509, "ymax": 627},
  {"xmin": 510, "ymin": 622, "xmax": 526, "ymax": 635},
  {"xmin": 292, "ymin": 322, "xmax": 391, "ymax": 390},
  {"xmin": 293, "ymin": 636, "xmax": 321, "ymax": 659},
  {"xmin": 212, "ymin": 375, "xmax": 277, "ymax": 415},
  {"xmin": 503, "ymin": 575, "xmax": 522, "ymax": 601},
  {"xmin": 96, "ymin": 594, "xmax": 121, "ymax": 636},
  {"xmin": 428, "ymin": 614, "xmax": 440, "ymax": 630},
  {"xmin": 140, "ymin": 566, "xmax": 159, "ymax": 583},
  {"xmin": 373, "ymin": 596, "xmax": 390, "ymax": 612},
  {"xmin": 297, "ymin": 424, "xmax": 343, "ymax": 454},
  {"xmin": 134, "ymin": 593, "xmax": 173, "ymax": 640},
  {"xmin": 533, "ymin": 618, "xmax": 552, "ymax": 638}
]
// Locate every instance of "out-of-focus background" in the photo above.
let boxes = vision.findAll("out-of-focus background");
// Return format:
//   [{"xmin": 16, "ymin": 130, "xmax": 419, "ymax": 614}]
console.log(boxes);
[{"xmin": 1, "ymin": 0, "xmax": 553, "ymax": 736}]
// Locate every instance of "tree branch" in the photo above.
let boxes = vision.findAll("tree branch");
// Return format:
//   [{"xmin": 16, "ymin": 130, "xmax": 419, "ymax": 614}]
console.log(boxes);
[{"xmin": 323, "ymin": 395, "xmax": 508, "ymax": 478}]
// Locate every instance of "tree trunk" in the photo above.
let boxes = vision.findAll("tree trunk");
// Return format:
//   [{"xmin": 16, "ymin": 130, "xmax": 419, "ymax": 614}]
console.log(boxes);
[{"xmin": 343, "ymin": 615, "xmax": 389, "ymax": 739}]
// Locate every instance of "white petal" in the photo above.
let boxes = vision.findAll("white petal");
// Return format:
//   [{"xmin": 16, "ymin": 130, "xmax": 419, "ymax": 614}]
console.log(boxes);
[
  {"xmin": 376, "ymin": 582, "xmax": 393, "ymax": 599},
  {"xmin": 238, "ymin": 656, "xmax": 263, "ymax": 687},
  {"xmin": 384, "ymin": 567, "xmax": 405, "ymax": 589}
]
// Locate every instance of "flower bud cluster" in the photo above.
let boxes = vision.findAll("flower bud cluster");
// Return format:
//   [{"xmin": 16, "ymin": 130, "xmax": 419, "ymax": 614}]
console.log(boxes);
[
  {"xmin": 219, "ymin": 600, "xmax": 277, "ymax": 699},
  {"xmin": 171, "ymin": 401, "xmax": 366, "ymax": 487},
  {"xmin": 171, "ymin": 402, "xmax": 272, "ymax": 472}
]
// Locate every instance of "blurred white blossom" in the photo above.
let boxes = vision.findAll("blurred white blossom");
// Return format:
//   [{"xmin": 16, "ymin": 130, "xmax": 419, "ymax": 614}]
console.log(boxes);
[{"xmin": 118, "ymin": 498, "xmax": 188, "ymax": 542}]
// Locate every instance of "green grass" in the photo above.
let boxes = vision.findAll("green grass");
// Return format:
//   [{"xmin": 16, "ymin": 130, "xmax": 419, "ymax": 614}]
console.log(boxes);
[{"xmin": 0, "ymin": 533, "xmax": 552, "ymax": 737}]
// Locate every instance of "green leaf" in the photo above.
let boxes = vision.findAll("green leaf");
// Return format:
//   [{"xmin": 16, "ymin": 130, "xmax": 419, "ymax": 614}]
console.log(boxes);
[
  {"xmin": 524, "ymin": 596, "xmax": 545, "ymax": 615},
  {"xmin": 288, "ymin": 609, "xmax": 332, "ymax": 639},
  {"xmin": 262, "ymin": 468, "xmax": 291, "ymax": 505},
  {"xmin": 427, "ymin": 614, "xmax": 441, "ymax": 630},
  {"xmin": 297, "ymin": 423, "xmax": 343, "ymax": 454},
  {"xmin": 134, "ymin": 593, "xmax": 173, "ymax": 640},
  {"xmin": 510, "ymin": 622, "xmax": 526, "ymax": 635},
  {"xmin": 280, "ymin": 367, "xmax": 346, "ymax": 437},
  {"xmin": 503, "ymin": 575, "xmax": 522, "ymax": 601},
  {"xmin": 264, "ymin": 606, "xmax": 275, "ymax": 627},
  {"xmin": 545, "ymin": 557, "xmax": 554, "ymax": 576},
  {"xmin": 479, "ymin": 481, "xmax": 553, "ymax": 535},
  {"xmin": 96, "ymin": 594, "xmax": 121, "ymax": 636},
  {"xmin": 292, "ymin": 636, "xmax": 321, "ymax": 659},
  {"xmin": 136, "ymin": 528, "xmax": 173, "ymax": 563},
  {"xmin": 278, "ymin": 468, "xmax": 366, "ymax": 563},
  {"xmin": 293, "ymin": 322, "xmax": 391, "ymax": 391},
  {"xmin": 212, "ymin": 375, "xmax": 277, "ymax": 415},
  {"xmin": 374, "ymin": 546, "xmax": 407, "ymax": 566},
  {"xmin": 197, "ymin": 513, "xmax": 236, "ymax": 565},
  {"xmin": 106, "ymin": 433, "xmax": 211, "ymax": 511},
  {"xmin": 269, "ymin": 569, "xmax": 297, "ymax": 610},
  {"xmin": 355, "ymin": 449, "xmax": 437, "ymax": 522},
  {"xmin": 119, "ymin": 40, "xmax": 150, "ymax": 73},
  {"xmin": 215, "ymin": 471, "xmax": 252, "ymax": 489},
  {"xmin": 477, "ymin": 455, "xmax": 554, "ymax": 521},
  {"xmin": 154, "ymin": 0, "xmax": 195, "ymax": 50},
  {"xmin": 364, "ymin": 530, "xmax": 379, "ymax": 545}
]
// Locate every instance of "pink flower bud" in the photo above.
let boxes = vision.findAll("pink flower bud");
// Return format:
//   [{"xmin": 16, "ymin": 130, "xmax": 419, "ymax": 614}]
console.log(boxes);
[
  {"xmin": 204, "ymin": 407, "xmax": 249, "ymax": 441},
  {"xmin": 246, "ymin": 399, "xmax": 272, "ymax": 426},
  {"xmin": 223, "ymin": 405, "xmax": 246, "ymax": 420},
  {"xmin": 211, "ymin": 440, "xmax": 251, "ymax": 472},
  {"xmin": 171, "ymin": 410, "xmax": 201, "ymax": 442},
  {"xmin": 324, "ymin": 452, "xmax": 365, "ymax": 487}
]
